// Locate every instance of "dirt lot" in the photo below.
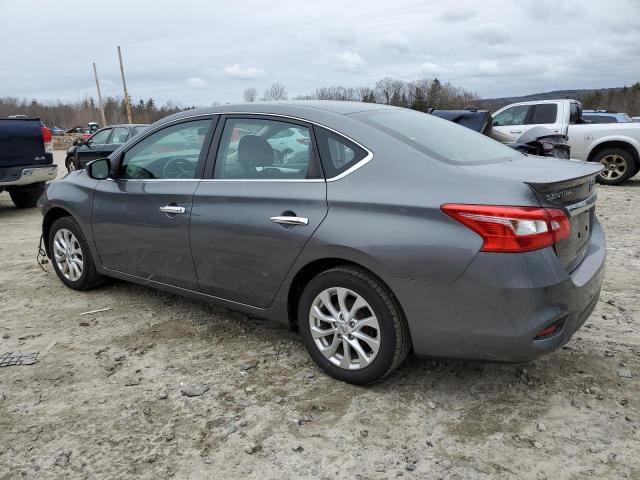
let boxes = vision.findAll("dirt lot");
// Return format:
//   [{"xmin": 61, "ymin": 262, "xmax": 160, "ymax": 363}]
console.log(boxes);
[{"xmin": 1, "ymin": 151, "xmax": 638, "ymax": 480}]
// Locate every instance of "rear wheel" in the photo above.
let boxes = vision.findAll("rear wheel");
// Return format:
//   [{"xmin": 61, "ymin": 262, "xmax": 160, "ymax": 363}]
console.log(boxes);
[
  {"xmin": 9, "ymin": 182, "xmax": 45, "ymax": 209},
  {"xmin": 298, "ymin": 266, "xmax": 410, "ymax": 384},
  {"xmin": 594, "ymin": 148, "xmax": 637, "ymax": 185},
  {"xmin": 48, "ymin": 216, "xmax": 103, "ymax": 290}
]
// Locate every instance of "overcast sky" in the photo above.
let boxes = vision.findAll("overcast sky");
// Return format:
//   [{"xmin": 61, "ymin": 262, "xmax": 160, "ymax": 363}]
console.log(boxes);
[{"xmin": 1, "ymin": 0, "xmax": 639, "ymax": 106}]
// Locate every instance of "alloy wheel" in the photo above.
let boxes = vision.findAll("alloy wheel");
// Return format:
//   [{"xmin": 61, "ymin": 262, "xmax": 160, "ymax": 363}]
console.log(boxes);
[
  {"xmin": 600, "ymin": 154, "xmax": 627, "ymax": 180},
  {"xmin": 53, "ymin": 228, "xmax": 84, "ymax": 281},
  {"xmin": 309, "ymin": 287, "xmax": 381, "ymax": 370}
]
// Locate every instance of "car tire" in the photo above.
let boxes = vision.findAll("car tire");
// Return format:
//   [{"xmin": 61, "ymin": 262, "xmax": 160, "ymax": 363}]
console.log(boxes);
[
  {"xmin": 65, "ymin": 156, "xmax": 77, "ymax": 173},
  {"xmin": 593, "ymin": 148, "xmax": 637, "ymax": 186},
  {"xmin": 298, "ymin": 266, "xmax": 411, "ymax": 384},
  {"xmin": 48, "ymin": 216, "xmax": 103, "ymax": 291},
  {"xmin": 9, "ymin": 182, "xmax": 45, "ymax": 209}
]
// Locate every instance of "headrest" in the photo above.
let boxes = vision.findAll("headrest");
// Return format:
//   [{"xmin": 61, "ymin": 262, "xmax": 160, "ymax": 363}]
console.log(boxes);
[{"xmin": 237, "ymin": 135, "xmax": 273, "ymax": 169}]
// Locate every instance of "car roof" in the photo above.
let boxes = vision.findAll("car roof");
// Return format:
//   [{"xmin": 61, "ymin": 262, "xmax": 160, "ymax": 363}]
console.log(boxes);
[
  {"xmin": 157, "ymin": 101, "xmax": 401, "ymax": 126},
  {"xmin": 104, "ymin": 124, "xmax": 149, "ymax": 128}
]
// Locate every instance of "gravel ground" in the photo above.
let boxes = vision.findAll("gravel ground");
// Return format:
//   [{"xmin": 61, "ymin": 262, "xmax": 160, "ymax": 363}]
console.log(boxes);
[{"xmin": 1, "ymin": 152, "xmax": 638, "ymax": 479}]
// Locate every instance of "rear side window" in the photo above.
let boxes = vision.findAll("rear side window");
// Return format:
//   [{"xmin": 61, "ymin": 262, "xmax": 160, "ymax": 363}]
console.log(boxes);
[
  {"xmin": 314, "ymin": 127, "xmax": 368, "ymax": 178},
  {"xmin": 214, "ymin": 118, "xmax": 322, "ymax": 180},
  {"xmin": 528, "ymin": 104, "xmax": 557, "ymax": 124}
]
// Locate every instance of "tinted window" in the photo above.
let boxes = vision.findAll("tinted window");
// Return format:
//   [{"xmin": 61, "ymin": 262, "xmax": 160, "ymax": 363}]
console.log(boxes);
[
  {"xmin": 214, "ymin": 118, "xmax": 321, "ymax": 179},
  {"xmin": 583, "ymin": 114, "xmax": 617, "ymax": 124},
  {"xmin": 492, "ymin": 105, "xmax": 529, "ymax": 126},
  {"xmin": 356, "ymin": 109, "xmax": 520, "ymax": 165},
  {"xmin": 89, "ymin": 129, "xmax": 111, "ymax": 144},
  {"xmin": 528, "ymin": 104, "xmax": 557, "ymax": 124},
  {"xmin": 110, "ymin": 127, "xmax": 130, "ymax": 143},
  {"xmin": 119, "ymin": 119, "xmax": 211, "ymax": 179},
  {"xmin": 314, "ymin": 127, "xmax": 367, "ymax": 178}
]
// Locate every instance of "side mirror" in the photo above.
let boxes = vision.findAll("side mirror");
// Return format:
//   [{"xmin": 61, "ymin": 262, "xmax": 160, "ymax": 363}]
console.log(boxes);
[
  {"xmin": 86, "ymin": 158, "xmax": 111, "ymax": 180},
  {"xmin": 492, "ymin": 120, "xmax": 499, "ymax": 126}
]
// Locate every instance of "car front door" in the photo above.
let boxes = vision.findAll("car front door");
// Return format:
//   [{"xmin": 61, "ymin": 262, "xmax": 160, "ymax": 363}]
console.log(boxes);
[
  {"xmin": 491, "ymin": 105, "xmax": 531, "ymax": 142},
  {"xmin": 190, "ymin": 115, "xmax": 328, "ymax": 308},
  {"xmin": 103, "ymin": 126, "xmax": 131, "ymax": 155},
  {"xmin": 91, "ymin": 117, "xmax": 216, "ymax": 290},
  {"xmin": 78, "ymin": 128, "xmax": 112, "ymax": 167}
]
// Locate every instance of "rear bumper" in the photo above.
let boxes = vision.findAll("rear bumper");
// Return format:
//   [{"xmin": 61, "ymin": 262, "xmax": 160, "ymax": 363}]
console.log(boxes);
[
  {"xmin": 386, "ymin": 218, "xmax": 606, "ymax": 362},
  {"xmin": 0, "ymin": 164, "xmax": 57, "ymax": 187}
]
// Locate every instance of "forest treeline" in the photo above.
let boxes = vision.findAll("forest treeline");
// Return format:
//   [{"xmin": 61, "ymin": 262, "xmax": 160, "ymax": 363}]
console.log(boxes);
[{"xmin": 2, "ymin": 78, "xmax": 639, "ymax": 128}]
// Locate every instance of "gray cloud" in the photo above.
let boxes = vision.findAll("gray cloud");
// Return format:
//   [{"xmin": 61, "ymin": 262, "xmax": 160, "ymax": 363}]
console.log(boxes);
[
  {"xmin": 439, "ymin": 9, "xmax": 477, "ymax": 22},
  {"xmin": 1, "ymin": 0, "xmax": 638, "ymax": 105}
]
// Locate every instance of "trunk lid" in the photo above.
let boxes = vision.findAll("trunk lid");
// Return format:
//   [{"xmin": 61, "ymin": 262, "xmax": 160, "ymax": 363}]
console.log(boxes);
[
  {"xmin": 0, "ymin": 118, "xmax": 48, "ymax": 168},
  {"xmin": 460, "ymin": 155, "xmax": 602, "ymax": 272}
]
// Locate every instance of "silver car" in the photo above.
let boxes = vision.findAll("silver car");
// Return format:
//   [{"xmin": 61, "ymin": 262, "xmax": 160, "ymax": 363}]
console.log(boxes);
[{"xmin": 41, "ymin": 101, "xmax": 605, "ymax": 384}]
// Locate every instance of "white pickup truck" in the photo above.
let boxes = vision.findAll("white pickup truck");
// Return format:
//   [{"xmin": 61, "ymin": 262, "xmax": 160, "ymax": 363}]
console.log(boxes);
[{"xmin": 492, "ymin": 99, "xmax": 640, "ymax": 185}]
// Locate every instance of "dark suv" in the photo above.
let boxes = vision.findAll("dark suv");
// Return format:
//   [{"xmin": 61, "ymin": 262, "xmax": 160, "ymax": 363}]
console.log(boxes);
[{"xmin": 65, "ymin": 124, "xmax": 148, "ymax": 172}]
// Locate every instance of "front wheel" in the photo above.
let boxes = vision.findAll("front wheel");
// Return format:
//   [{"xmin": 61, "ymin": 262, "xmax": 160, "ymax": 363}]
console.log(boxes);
[
  {"xmin": 48, "ymin": 216, "xmax": 103, "ymax": 290},
  {"xmin": 9, "ymin": 182, "xmax": 45, "ymax": 208},
  {"xmin": 594, "ymin": 148, "xmax": 637, "ymax": 186},
  {"xmin": 298, "ymin": 266, "xmax": 411, "ymax": 384},
  {"xmin": 65, "ymin": 156, "xmax": 77, "ymax": 173}
]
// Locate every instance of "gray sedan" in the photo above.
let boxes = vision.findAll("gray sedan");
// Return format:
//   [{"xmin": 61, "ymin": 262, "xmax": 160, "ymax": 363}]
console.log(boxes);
[{"xmin": 41, "ymin": 101, "xmax": 605, "ymax": 384}]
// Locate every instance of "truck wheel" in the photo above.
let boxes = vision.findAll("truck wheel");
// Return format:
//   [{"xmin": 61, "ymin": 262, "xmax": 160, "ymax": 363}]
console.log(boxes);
[
  {"xmin": 594, "ymin": 148, "xmax": 637, "ymax": 186},
  {"xmin": 9, "ymin": 182, "xmax": 45, "ymax": 209},
  {"xmin": 65, "ymin": 156, "xmax": 77, "ymax": 172}
]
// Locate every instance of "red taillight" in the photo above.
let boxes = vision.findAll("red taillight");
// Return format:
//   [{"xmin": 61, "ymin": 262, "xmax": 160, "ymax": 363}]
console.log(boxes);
[
  {"xmin": 296, "ymin": 138, "xmax": 310, "ymax": 145},
  {"xmin": 41, "ymin": 126, "xmax": 53, "ymax": 154},
  {"xmin": 441, "ymin": 204, "xmax": 571, "ymax": 253},
  {"xmin": 41, "ymin": 126, "xmax": 52, "ymax": 142}
]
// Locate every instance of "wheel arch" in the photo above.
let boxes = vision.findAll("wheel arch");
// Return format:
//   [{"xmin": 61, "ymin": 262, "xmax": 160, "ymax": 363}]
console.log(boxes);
[
  {"xmin": 586, "ymin": 139, "xmax": 640, "ymax": 166},
  {"xmin": 42, "ymin": 207, "xmax": 74, "ymax": 257},
  {"xmin": 286, "ymin": 257, "xmax": 405, "ymax": 329}
]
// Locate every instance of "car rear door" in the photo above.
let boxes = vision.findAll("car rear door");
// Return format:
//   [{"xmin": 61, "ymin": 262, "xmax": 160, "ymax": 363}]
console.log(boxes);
[
  {"xmin": 190, "ymin": 115, "xmax": 328, "ymax": 308},
  {"xmin": 91, "ymin": 117, "xmax": 216, "ymax": 290}
]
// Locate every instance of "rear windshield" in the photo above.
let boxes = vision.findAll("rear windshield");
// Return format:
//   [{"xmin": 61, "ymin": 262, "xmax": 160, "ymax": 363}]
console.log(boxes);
[{"xmin": 353, "ymin": 109, "xmax": 521, "ymax": 165}]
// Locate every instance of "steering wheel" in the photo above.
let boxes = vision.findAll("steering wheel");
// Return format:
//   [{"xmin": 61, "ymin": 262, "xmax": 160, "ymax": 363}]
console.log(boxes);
[{"xmin": 162, "ymin": 158, "xmax": 195, "ymax": 179}]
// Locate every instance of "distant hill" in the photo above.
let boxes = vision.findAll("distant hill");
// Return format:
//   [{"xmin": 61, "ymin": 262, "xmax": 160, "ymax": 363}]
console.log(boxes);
[{"xmin": 476, "ymin": 87, "xmax": 624, "ymax": 110}]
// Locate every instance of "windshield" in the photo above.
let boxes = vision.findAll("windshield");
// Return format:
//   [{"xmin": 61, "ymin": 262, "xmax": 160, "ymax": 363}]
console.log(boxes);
[{"xmin": 354, "ymin": 109, "xmax": 521, "ymax": 164}]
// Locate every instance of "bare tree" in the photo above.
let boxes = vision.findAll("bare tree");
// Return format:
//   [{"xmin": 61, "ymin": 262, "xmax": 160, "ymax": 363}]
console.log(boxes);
[
  {"xmin": 243, "ymin": 87, "xmax": 258, "ymax": 103},
  {"xmin": 262, "ymin": 83, "xmax": 288, "ymax": 101}
]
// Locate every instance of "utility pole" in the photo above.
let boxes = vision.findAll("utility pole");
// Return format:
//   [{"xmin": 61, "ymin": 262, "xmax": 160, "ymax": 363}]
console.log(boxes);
[
  {"xmin": 117, "ymin": 46, "xmax": 133, "ymax": 123},
  {"xmin": 92, "ymin": 62, "xmax": 107, "ymax": 126}
]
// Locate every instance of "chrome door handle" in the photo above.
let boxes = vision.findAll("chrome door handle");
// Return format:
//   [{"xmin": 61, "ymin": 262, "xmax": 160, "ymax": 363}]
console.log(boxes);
[
  {"xmin": 510, "ymin": 130, "xmax": 522, "ymax": 134},
  {"xmin": 270, "ymin": 216, "xmax": 309, "ymax": 226},
  {"xmin": 159, "ymin": 205, "xmax": 186, "ymax": 214}
]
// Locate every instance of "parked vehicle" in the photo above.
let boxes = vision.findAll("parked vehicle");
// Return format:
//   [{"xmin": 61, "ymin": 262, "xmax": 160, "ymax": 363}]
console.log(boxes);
[
  {"xmin": 65, "ymin": 124, "xmax": 148, "ymax": 172},
  {"xmin": 41, "ymin": 101, "xmax": 605, "ymax": 384},
  {"xmin": 266, "ymin": 126, "xmax": 311, "ymax": 163},
  {"xmin": 50, "ymin": 126, "xmax": 66, "ymax": 135},
  {"xmin": 430, "ymin": 109, "xmax": 571, "ymax": 158},
  {"xmin": 492, "ymin": 99, "xmax": 640, "ymax": 185},
  {"xmin": 582, "ymin": 110, "xmax": 633, "ymax": 124},
  {"xmin": 0, "ymin": 117, "xmax": 57, "ymax": 208}
]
